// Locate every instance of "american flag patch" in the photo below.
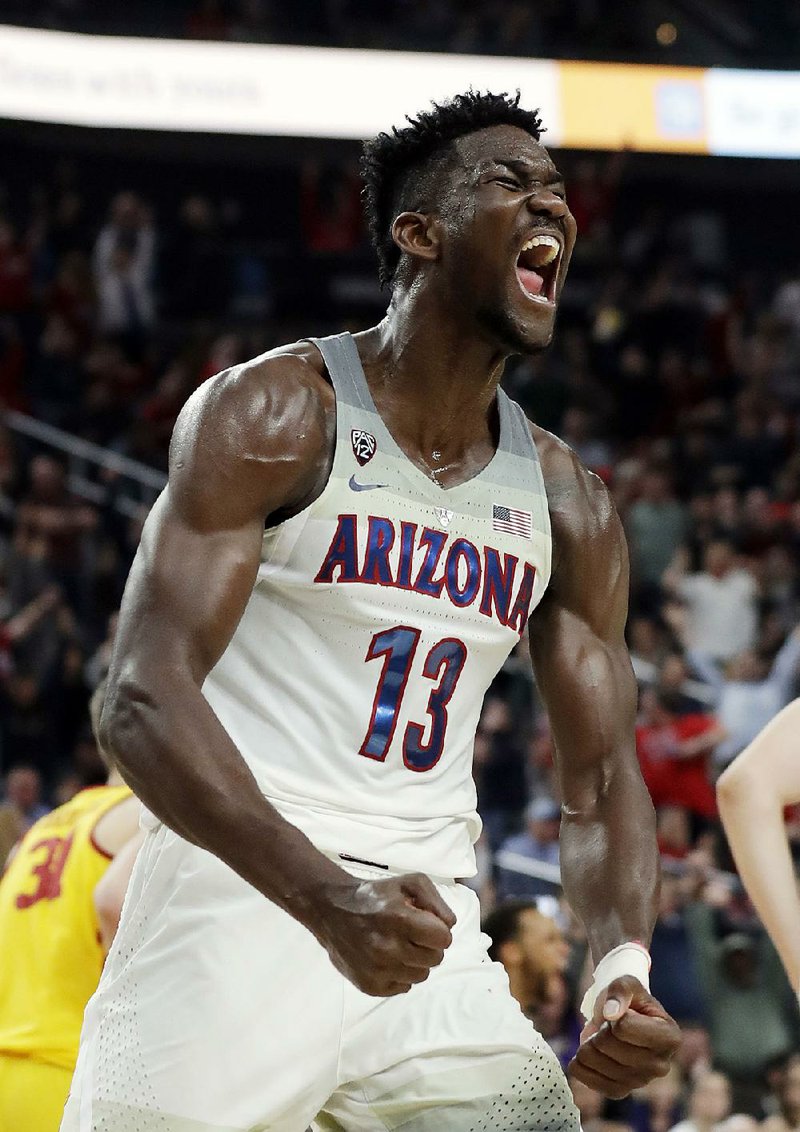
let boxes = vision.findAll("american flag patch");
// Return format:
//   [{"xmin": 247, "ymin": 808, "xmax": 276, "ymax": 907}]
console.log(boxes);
[{"xmin": 492, "ymin": 504, "xmax": 533, "ymax": 539}]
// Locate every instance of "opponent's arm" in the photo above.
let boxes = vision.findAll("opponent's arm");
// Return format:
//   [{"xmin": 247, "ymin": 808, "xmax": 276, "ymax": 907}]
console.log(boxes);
[
  {"xmin": 94, "ymin": 829, "xmax": 146, "ymax": 952},
  {"xmin": 530, "ymin": 436, "xmax": 679, "ymax": 1096},
  {"xmin": 101, "ymin": 355, "xmax": 453, "ymax": 996},
  {"xmin": 717, "ymin": 699, "xmax": 800, "ymax": 992}
]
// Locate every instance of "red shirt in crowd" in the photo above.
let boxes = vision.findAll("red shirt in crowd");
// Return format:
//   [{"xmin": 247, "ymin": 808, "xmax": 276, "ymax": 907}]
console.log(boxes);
[{"xmin": 636, "ymin": 713, "xmax": 718, "ymax": 819}]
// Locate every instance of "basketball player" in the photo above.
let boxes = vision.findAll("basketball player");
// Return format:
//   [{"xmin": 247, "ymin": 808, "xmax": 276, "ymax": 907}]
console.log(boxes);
[
  {"xmin": 63, "ymin": 92, "xmax": 679, "ymax": 1131},
  {"xmin": 718, "ymin": 698, "xmax": 800, "ymax": 996},
  {"xmin": 0, "ymin": 683, "xmax": 141, "ymax": 1131}
]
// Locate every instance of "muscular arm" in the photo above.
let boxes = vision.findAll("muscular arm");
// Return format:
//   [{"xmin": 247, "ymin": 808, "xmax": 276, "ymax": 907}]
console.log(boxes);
[
  {"xmin": 531, "ymin": 436, "xmax": 677, "ymax": 1097},
  {"xmin": 101, "ymin": 352, "xmax": 454, "ymax": 994},
  {"xmin": 101, "ymin": 353, "xmax": 355, "ymax": 928},
  {"xmin": 717, "ymin": 699, "xmax": 800, "ymax": 991},
  {"xmin": 530, "ymin": 439, "xmax": 658, "ymax": 959}
]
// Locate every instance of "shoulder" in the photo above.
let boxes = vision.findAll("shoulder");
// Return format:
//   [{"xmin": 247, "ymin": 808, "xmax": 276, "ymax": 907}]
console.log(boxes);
[
  {"xmin": 173, "ymin": 341, "xmax": 332, "ymax": 458},
  {"xmin": 529, "ymin": 422, "xmax": 625, "ymax": 590},
  {"xmin": 168, "ymin": 340, "xmax": 335, "ymax": 525},
  {"xmin": 530, "ymin": 424, "xmax": 619, "ymax": 545}
]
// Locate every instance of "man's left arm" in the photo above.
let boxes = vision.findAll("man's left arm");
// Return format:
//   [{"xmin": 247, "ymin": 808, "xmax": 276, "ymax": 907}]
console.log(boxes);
[{"xmin": 529, "ymin": 444, "xmax": 680, "ymax": 1097}]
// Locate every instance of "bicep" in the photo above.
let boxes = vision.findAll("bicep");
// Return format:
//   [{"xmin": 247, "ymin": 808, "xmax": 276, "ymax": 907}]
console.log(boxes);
[
  {"xmin": 108, "ymin": 358, "xmax": 328, "ymax": 690},
  {"xmin": 113, "ymin": 489, "xmax": 264, "ymax": 685},
  {"xmin": 529, "ymin": 601, "xmax": 638, "ymax": 807},
  {"xmin": 529, "ymin": 480, "xmax": 638, "ymax": 803}
]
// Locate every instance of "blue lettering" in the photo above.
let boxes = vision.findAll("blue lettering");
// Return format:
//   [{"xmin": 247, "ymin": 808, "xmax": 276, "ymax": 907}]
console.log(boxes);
[
  {"xmin": 412, "ymin": 528, "xmax": 447, "ymax": 598},
  {"xmin": 445, "ymin": 539, "xmax": 481, "ymax": 607},
  {"xmin": 314, "ymin": 514, "xmax": 360, "ymax": 582},
  {"xmin": 362, "ymin": 517, "xmax": 396, "ymax": 585},
  {"xmin": 479, "ymin": 547, "xmax": 518, "ymax": 625},
  {"xmin": 507, "ymin": 562, "xmax": 537, "ymax": 634},
  {"xmin": 396, "ymin": 522, "xmax": 417, "ymax": 589}
]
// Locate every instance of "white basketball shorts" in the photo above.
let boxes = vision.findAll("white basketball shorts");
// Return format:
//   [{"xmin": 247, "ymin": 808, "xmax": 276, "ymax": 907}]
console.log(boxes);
[{"xmin": 62, "ymin": 822, "xmax": 580, "ymax": 1131}]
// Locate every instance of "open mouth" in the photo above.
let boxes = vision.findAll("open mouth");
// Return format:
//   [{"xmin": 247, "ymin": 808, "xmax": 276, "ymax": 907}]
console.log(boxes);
[{"xmin": 515, "ymin": 233, "xmax": 562, "ymax": 306}]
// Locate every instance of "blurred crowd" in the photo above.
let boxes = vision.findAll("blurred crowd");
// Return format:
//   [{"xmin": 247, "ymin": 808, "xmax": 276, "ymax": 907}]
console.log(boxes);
[
  {"xmin": 3, "ymin": 120, "xmax": 800, "ymax": 1128},
  {"xmin": 4, "ymin": 0, "xmax": 800, "ymax": 67}
]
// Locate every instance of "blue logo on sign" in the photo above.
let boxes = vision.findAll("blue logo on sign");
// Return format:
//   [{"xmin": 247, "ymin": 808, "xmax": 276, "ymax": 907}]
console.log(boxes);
[{"xmin": 656, "ymin": 81, "xmax": 704, "ymax": 138}]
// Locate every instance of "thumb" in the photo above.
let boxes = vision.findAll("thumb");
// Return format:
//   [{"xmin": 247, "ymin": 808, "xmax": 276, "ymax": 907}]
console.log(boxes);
[
  {"xmin": 400, "ymin": 873, "xmax": 457, "ymax": 928},
  {"xmin": 597, "ymin": 976, "xmax": 637, "ymax": 1024}
]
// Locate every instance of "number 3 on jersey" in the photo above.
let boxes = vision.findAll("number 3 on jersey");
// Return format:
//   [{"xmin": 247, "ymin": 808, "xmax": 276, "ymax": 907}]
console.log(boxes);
[{"xmin": 359, "ymin": 625, "xmax": 467, "ymax": 771}]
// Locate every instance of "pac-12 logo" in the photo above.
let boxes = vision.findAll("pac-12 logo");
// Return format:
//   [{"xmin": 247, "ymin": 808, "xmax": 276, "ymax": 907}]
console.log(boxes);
[{"xmin": 351, "ymin": 429, "xmax": 377, "ymax": 466}]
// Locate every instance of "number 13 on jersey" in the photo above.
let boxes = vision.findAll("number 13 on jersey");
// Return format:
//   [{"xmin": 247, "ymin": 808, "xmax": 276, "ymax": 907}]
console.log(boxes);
[{"xmin": 359, "ymin": 626, "xmax": 467, "ymax": 772}]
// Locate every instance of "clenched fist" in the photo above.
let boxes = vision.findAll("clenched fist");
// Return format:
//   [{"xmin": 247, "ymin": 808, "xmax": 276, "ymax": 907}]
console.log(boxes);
[
  {"xmin": 312, "ymin": 872, "xmax": 456, "ymax": 997},
  {"xmin": 570, "ymin": 975, "xmax": 681, "ymax": 1099}
]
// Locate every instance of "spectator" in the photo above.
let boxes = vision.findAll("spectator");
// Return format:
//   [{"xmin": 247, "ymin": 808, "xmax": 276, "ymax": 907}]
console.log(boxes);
[
  {"xmin": 684, "ymin": 900, "xmax": 797, "ymax": 1115},
  {"xmin": 13, "ymin": 454, "xmax": 97, "ymax": 614},
  {"xmin": 687, "ymin": 626, "xmax": 800, "ymax": 769},
  {"xmin": 93, "ymin": 192, "xmax": 155, "ymax": 354},
  {"xmin": 665, "ymin": 541, "xmax": 760, "ymax": 661},
  {"xmin": 0, "ymin": 764, "xmax": 49, "ymax": 862},
  {"xmin": 495, "ymin": 796, "xmax": 561, "ymax": 900},
  {"xmin": 627, "ymin": 468, "xmax": 688, "ymax": 592},
  {"xmin": 664, "ymin": 541, "xmax": 759, "ymax": 663},
  {"xmin": 482, "ymin": 899, "xmax": 569, "ymax": 1018},
  {"xmin": 668, "ymin": 1070, "xmax": 731, "ymax": 1132},
  {"xmin": 636, "ymin": 689, "xmax": 724, "ymax": 836},
  {"xmin": 649, "ymin": 872, "xmax": 706, "ymax": 1027},
  {"xmin": 162, "ymin": 196, "xmax": 228, "ymax": 321},
  {"xmin": 628, "ymin": 616, "xmax": 669, "ymax": 686},
  {"xmin": 628, "ymin": 1066, "xmax": 683, "ymax": 1132},
  {"xmin": 657, "ymin": 653, "xmax": 716, "ymax": 715},
  {"xmin": 474, "ymin": 696, "xmax": 529, "ymax": 852}
]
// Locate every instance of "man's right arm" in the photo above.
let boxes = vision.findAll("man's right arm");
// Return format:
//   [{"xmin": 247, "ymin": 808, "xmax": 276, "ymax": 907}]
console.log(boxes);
[{"xmin": 102, "ymin": 354, "xmax": 454, "ymax": 996}]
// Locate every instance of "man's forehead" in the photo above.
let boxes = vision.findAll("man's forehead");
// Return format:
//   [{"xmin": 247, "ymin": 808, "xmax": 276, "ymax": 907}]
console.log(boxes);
[{"xmin": 452, "ymin": 124, "xmax": 553, "ymax": 171}]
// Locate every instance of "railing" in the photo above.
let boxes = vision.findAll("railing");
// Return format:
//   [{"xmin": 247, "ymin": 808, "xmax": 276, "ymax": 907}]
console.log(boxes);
[
  {"xmin": 493, "ymin": 847, "xmax": 741, "ymax": 893},
  {"xmin": 2, "ymin": 410, "xmax": 166, "ymax": 519}
]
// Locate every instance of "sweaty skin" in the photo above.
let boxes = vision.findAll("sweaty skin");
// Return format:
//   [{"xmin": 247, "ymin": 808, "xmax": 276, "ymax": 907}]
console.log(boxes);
[{"xmin": 101, "ymin": 124, "xmax": 679, "ymax": 1089}]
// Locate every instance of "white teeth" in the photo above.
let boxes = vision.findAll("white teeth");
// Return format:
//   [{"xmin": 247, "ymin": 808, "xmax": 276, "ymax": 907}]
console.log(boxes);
[{"xmin": 521, "ymin": 234, "xmax": 560, "ymax": 264}]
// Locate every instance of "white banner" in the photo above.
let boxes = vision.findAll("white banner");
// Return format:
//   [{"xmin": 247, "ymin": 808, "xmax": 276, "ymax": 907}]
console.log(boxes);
[
  {"xmin": 0, "ymin": 24, "xmax": 561, "ymax": 142},
  {"xmin": 706, "ymin": 68, "xmax": 800, "ymax": 158}
]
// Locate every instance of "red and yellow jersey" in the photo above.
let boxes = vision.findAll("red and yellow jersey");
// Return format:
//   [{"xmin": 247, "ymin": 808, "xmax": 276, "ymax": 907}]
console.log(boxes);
[{"xmin": 0, "ymin": 784, "xmax": 132, "ymax": 1069}]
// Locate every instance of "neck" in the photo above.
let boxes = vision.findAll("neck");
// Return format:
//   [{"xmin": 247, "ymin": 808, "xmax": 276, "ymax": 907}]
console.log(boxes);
[
  {"xmin": 105, "ymin": 769, "xmax": 125, "ymax": 787},
  {"xmin": 357, "ymin": 285, "xmax": 510, "ymax": 458}
]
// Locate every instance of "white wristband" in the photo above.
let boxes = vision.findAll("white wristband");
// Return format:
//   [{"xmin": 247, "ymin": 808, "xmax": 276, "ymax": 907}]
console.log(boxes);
[{"xmin": 580, "ymin": 942, "xmax": 651, "ymax": 1021}]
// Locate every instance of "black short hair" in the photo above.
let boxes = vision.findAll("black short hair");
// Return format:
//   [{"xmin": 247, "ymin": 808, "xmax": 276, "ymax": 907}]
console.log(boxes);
[
  {"xmin": 482, "ymin": 898, "xmax": 539, "ymax": 962},
  {"xmin": 361, "ymin": 90, "xmax": 543, "ymax": 289}
]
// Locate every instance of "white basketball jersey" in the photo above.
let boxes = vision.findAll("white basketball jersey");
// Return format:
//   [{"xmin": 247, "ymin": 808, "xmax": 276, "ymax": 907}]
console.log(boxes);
[{"xmin": 202, "ymin": 333, "xmax": 552, "ymax": 877}]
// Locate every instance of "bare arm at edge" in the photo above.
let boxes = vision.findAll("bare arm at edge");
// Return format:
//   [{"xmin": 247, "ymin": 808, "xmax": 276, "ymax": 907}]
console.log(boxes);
[
  {"xmin": 717, "ymin": 698, "xmax": 800, "ymax": 991},
  {"xmin": 100, "ymin": 353, "xmax": 350, "ymax": 927},
  {"xmin": 101, "ymin": 353, "xmax": 455, "ymax": 995},
  {"xmin": 529, "ymin": 434, "xmax": 659, "ymax": 960},
  {"xmin": 531, "ymin": 434, "xmax": 677, "ymax": 1097},
  {"xmin": 94, "ymin": 828, "xmax": 147, "ymax": 952}
]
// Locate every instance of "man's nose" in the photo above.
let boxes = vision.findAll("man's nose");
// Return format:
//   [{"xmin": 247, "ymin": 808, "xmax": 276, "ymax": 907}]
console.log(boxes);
[{"xmin": 527, "ymin": 190, "xmax": 569, "ymax": 220}]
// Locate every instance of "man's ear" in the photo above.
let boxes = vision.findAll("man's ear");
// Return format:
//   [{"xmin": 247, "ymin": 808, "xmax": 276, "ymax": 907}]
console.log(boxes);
[{"xmin": 391, "ymin": 211, "xmax": 441, "ymax": 267}]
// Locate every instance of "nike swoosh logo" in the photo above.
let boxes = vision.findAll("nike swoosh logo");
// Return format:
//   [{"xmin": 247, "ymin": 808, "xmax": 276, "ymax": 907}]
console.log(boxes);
[{"xmin": 349, "ymin": 474, "xmax": 387, "ymax": 492}]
